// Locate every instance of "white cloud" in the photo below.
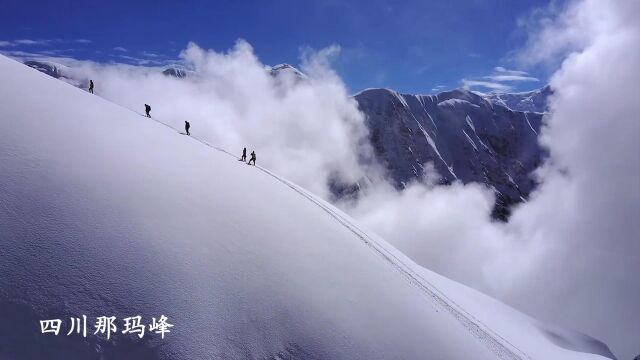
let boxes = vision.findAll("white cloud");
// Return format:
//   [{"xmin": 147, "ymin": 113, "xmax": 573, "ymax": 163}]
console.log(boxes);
[
  {"xmin": 495, "ymin": 1, "xmax": 640, "ymax": 358},
  {"xmin": 461, "ymin": 79, "xmax": 512, "ymax": 92},
  {"xmin": 14, "ymin": 39, "xmax": 48, "ymax": 45},
  {"xmin": 493, "ymin": 66, "xmax": 529, "ymax": 76},
  {"xmin": 48, "ymin": 40, "xmax": 371, "ymax": 199},
  {"xmin": 463, "ymin": 65, "xmax": 539, "ymax": 92},
  {"xmin": 483, "ymin": 74, "xmax": 538, "ymax": 82},
  {"xmin": 463, "ymin": 66, "xmax": 539, "ymax": 92},
  {"xmin": 0, "ymin": 41, "xmax": 14, "ymax": 47},
  {"xmin": 113, "ymin": 46, "xmax": 127, "ymax": 52},
  {"xmin": 6, "ymin": 38, "xmax": 90, "ymax": 47},
  {"xmin": 1, "ymin": 50, "xmax": 47, "ymax": 58}
]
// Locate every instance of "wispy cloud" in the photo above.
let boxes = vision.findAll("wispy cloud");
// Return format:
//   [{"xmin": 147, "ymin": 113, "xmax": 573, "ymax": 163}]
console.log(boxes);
[
  {"xmin": 114, "ymin": 53, "xmax": 175, "ymax": 66},
  {"xmin": 493, "ymin": 66, "xmax": 529, "ymax": 76},
  {"xmin": 142, "ymin": 51, "xmax": 160, "ymax": 58},
  {"xmin": 484, "ymin": 74, "xmax": 539, "ymax": 82},
  {"xmin": 0, "ymin": 50, "xmax": 47, "ymax": 58},
  {"xmin": 461, "ymin": 79, "xmax": 512, "ymax": 92},
  {"xmin": 431, "ymin": 85, "xmax": 447, "ymax": 93},
  {"xmin": 14, "ymin": 39, "xmax": 52, "ymax": 45},
  {"xmin": 113, "ymin": 46, "xmax": 127, "ymax": 52},
  {"xmin": 3, "ymin": 38, "xmax": 91, "ymax": 47},
  {"xmin": 484, "ymin": 66, "xmax": 538, "ymax": 82},
  {"xmin": 461, "ymin": 66, "xmax": 538, "ymax": 92}
]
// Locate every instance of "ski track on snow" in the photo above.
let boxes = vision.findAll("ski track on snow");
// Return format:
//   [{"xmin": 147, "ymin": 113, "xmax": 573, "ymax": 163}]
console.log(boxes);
[{"xmin": 122, "ymin": 106, "xmax": 530, "ymax": 360}]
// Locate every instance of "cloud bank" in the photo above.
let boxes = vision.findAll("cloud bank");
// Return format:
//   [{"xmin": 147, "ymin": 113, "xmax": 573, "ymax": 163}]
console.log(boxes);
[
  {"xmin": 498, "ymin": 1, "xmax": 640, "ymax": 357},
  {"xmin": 364, "ymin": 1, "xmax": 639, "ymax": 358}
]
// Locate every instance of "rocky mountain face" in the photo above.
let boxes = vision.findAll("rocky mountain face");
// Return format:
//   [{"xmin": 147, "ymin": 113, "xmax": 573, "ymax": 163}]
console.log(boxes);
[
  {"xmin": 162, "ymin": 67, "xmax": 189, "ymax": 78},
  {"xmin": 354, "ymin": 88, "xmax": 547, "ymax": 219}
]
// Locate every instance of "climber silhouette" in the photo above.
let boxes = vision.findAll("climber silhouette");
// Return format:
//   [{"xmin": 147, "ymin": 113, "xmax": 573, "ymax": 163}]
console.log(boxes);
[
  {"xmin": 145, "ymin": 104, "xmax": 151, "ymax": 118},
  {"xmin": 247, "ymin": 151, "xmax": 256, "ymax": 166},
  {"xmin": 185, "ymin": 121, "xmax": 191, "ymax": 136},
  {"xmin": 88, "ymin": 80, "xmax": 94, "ymax": 94},
  {"xmin": 240, "ymin": 147, "xmax": 247, "ymax": 162}
]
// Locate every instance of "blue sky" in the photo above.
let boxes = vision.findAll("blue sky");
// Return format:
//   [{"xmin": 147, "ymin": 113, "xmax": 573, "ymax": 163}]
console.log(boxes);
[{"xmin": 0, "ymin": 0, "xmax": 554, "ymax": 94}]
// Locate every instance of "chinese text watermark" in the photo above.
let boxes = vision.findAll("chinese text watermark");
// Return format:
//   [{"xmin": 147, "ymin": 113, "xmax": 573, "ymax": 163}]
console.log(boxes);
[{"xmin": 40, "ymin": 315, "xmax": 174, "ymax": 339}]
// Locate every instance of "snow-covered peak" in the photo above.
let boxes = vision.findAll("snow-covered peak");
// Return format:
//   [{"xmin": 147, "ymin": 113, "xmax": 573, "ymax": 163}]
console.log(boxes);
[
  {"xmin": 269, "ymin": 63, "xmax": 308, "ymax": 80},
  {"xmin": 485, "ymin": 85, "xmax": 552, "ymax": 113},
  {"xmin": 437, "ymin": 98, "xmax": 480, "ymax": 108},
  {"xmin": 23, "ymin": 60, "xmax": 70, "ymax": 79},
  {"xmin": 437, "ymin": 87, "xmax": 488, "ymax": 104},
  {"xmin": 162, "ymin": 67, "xmax": 190, "ymax": 78}
]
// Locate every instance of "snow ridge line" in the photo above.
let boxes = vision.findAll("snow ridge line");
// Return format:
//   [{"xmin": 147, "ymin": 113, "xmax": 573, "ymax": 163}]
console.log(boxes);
[
  {"xmin": 123, "ymin": 110, "xmax": 530, "ymax": 360},
  {"xmin": 253, "ymin": 170, "xmax": 530, "ymax": 360}
]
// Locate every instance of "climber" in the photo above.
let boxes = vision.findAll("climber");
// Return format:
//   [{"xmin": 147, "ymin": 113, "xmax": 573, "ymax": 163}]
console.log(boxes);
[
  {"xmin": 185, "ymin": 121, "xmax": 191, "ymax": 136},
  {"xmin": 88, "ymin": 80, "xmax": 94, "ymax": 94},
  {"xmin": 240, "ymin": 147, "xmax": 247, "ymax": 162},
  {"xmin": 247, "ymin": 151, "xmax": 256, "ymax": 166},
  {"xmin": 145, "ymin": 104, "xmax": 151, "ymax": 118}
]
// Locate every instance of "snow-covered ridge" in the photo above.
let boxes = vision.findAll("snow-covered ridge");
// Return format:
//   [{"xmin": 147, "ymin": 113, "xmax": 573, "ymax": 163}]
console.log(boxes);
[
  {"xmin": 485, "ymin": 85, "xmax": 551, "ymax": 113},
  {"xmin": 269, "ymin": 63, "xmax": 308, "ymax": 80},
  {"xmin": 23, "ymin": 60, "xmax": 69, "ymax": 79},
  {"xmin": 0, "ymin": 55, "xmax": 612, "ymax": 359},
  {"xmin": 162, "ymin": 67, "xmax": 191, "ymax": 78},
  {"xmin": 438, "ymin": 98, "xmax": 481, "ymax": 108}
]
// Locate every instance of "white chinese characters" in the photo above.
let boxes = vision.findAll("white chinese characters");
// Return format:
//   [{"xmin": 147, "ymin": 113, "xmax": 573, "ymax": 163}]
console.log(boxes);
[
  {"xmin": 40, "ymin": 319, "xmax": 62, "ymax": 335},
  {"xmin": 148, "ymin": 315, "xmax": 174, "ymax": 339},
  {"xmin": 94, "ymin": 316, "xmax": 117, "ymax": 340},
  {"xmin": 39, "ymin": 315, "xmax": 173, "ymax": 340},
  {"xmin": 122, "ymin": 316, "xmax": 146, "ymax": 338}
]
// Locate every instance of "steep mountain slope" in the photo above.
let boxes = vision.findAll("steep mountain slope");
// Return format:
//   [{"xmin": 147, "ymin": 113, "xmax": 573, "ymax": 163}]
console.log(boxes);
[
  {"xmin": 354, "ymin": 88, "xmax": 544, "ymax": 219},
  {"xmin": 0, "ymin": 56, "xmax": 612, "ymax": 359}
]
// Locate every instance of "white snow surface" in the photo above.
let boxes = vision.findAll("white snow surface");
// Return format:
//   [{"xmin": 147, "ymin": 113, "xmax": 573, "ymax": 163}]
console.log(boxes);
[{"xmin": 0, "ymin": 55, "xmax": 612, "ymax": 360}]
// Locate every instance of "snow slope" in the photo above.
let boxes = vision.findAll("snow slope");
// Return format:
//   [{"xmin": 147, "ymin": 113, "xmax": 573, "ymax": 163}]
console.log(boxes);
[{"xmin": 0, "ymin": 55, "xmax": 612, "ymax": 360}]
